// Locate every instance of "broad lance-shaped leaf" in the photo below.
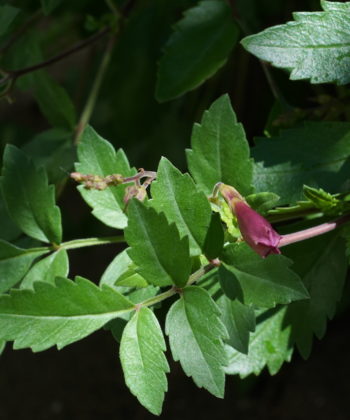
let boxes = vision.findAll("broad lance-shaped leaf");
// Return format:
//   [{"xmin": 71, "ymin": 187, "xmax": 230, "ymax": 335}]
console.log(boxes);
[
  {"xmin": 241, "ymin": 1, "xmax": 350, "ymax": 85},
  {"xmin": 0, "ymin": 240, "xmax": 48, "ymax": 293},
  {"xmin": 120, "ymin": 307, "xmax": 169, "ymax": 415},
  {"xmin": 165, "ymin": 286, "xmax": 228, "ymax": 397},
  {"xmin": 252, "ymin": 122, "xmax": 350, "ymax": 204},
  {"xmin": 155, "ymin": 0, "xmax": 238, "ymax": 101},
  {"xmin": 1, "ymin": 145, "xmax": 62, "ymax": 244},
  {"xmin": 75, "ymin": 126, "xmax": 135, "ymax": 229},
  {"xmin": 283, "ymin": 233, "xmax": 347, "ymax": 359},
  {"xmin": 150, "ymin": 157, "xmax": 216, "ymax": 256},
  {"xmin": 21, "ymin": 249, "xmax": 69, "ymax": 289},
  {"xmin": 125, "ymin": 200, "xmax": 191, "ymax": 287},
  {"xmin": 0, "ymin": 276, "xmax": 134, "ymax": 351},
  {"xmin": 187, "ymin": 94, "xmax": 253, "ymax": 196},
  {"xmin": 225, "ymin": 306, "xmax": 293, "ymax": 377},
  {"xmin": 221, "ymin": 243, "xmax": 308, "ymax": 308}
]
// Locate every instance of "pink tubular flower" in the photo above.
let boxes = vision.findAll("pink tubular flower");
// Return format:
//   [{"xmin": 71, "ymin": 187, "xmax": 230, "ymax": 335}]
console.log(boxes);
[
  {"xmin": 233, "ymin": 200, "xmax": 281, "ymax": 257},
  {"xmin": 218, "ymin": 184, "xmax": 281, "ymax": 258}
]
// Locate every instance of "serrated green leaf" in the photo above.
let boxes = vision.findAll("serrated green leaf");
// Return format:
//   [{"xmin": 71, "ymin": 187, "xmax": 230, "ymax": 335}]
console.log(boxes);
[
  {"xmin": 321, "ymin": 0, "xmax": 350, "ymax": 12},
  {"xmin": 1, "ymin": 145, "xmax": 62, "ymax": 244},
  {"xmin": 100, "ymin": 248, "xmax": 147, "ymax": 288},
  {"xmin": 283, "ymin": 233, "xmax": 347, "ymax": 358},
  {"xmin": 241, "ymin": 2, "xmax": 350, "ymax": 85},
  {"xmin": 225, "ymin": 306, "xmax": 293, "ymax": 377},
  {"xmin": 221, "ymin": 243, "xmax": 309, "ymax": 308},
  {"xmin": 75, "ymin": 126, "xmax": 135, "ymax": 229},
  {"xmin": 165, "ymin": 286, "xmax": 227, "ymax": 397},
  {"xmin": 40, "ymin": 0, "xmax": 62, "ymax": 15},
  {"xmin": 0, "ymin": 276, "xmax": 134, "ymax": 351},
  {"xmin": 33, "ymin": 72, "xmax": 76, "ymax": 130},
  {"xmin": 21, "ymin": 249, "xmax": 69, "ymax": 289},
  {"xmin": 217, "ymin": 297, "xmax": 255, "ymax": 354},
  {"xmin": 187, "ymin": 94, "xmax": 253, "ymax": 195},
  {"xmin": 120, "ymin": 307, "xmax": 169, "ymax": 415},
  {"xmin": 125, "ymin": 200, "xmax": 191, "ymax": 287},
  {"xmin": 252, "ymin": 122, "xmax": 350, "ymax": 204},
  {"xmin": 0, "ymin": 240, "xmax": 47, "ymax": 293},
  {"xmin": 0, "ymin": 5, "xmax": 19, "ymax": 37},
  {"xmin": 156, "ymin": 0, "xmax": 239, "ymax": 101},
  {"xmin": 150, "ymin": 157, "xmax": 213, "ymax": 256}
]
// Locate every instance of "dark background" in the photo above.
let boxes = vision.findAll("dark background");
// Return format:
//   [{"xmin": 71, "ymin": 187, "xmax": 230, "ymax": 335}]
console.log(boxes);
[{"xmin": 0, "ymin": 0, "xmax": 349, "ymax": 418}]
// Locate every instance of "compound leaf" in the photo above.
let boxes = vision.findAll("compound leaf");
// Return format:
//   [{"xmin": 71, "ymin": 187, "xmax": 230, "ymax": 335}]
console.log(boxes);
[
  {"xmin": 166, "ymin": 286, "xmax": 228, "ymax": 397},
  {"xmin": 187, "ymin": 95, "xmax": 253, "ymax": 195},
  {"xmin": 0, "ymin": 276, "xmax": 134, "ymax": 351},
  {"xmin": 120, "ymin": 307, "xmax": 169, "ymax": 415},
  {"xmin": 241, "ymin": 2, "xmax": 350, "ymax": 85}
]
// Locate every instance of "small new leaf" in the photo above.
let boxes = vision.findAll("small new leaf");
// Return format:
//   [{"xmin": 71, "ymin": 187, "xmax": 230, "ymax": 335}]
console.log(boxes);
[
  {"xmin": 0, "ymin": 240, "xmax": 47, "ymax": 293},
  {"xmin": 1, "ymin": 145, "xmax": 62, "ymax": 243},
  {"xmin": 75, "ymin": 126, "xmax": 135, "ymax": 229},
  {"xmin": 241, "ymin": 2, "xmax": 350, "ymax": 85},
  {"xmin": 221, "ymin": 243, "xmax": 309, "ymax": 308},
  {"xmin": 0, "ymin": 277, "xmax": 134, "ymax": 351},
  {"xmin": 156, "ymin": 0, "xmax": 239, "ymax": 101},
  {"xmin": 125, "ymin": 200, "xmax": 191, "ymax": 287},
  {"xmin": 151, "ymin": 157, "xmax": 214, "ymax": 256},
  {"xmin": 166, "ymin": 286, "xmax": 228, "ymax": 397},
  {"xmin": 120, "ymin": 307, "xmax": 169, "ymax": 415},
  {"xmin": 187, "ymin": 95, "xmax": 253, "ymax": 195}
]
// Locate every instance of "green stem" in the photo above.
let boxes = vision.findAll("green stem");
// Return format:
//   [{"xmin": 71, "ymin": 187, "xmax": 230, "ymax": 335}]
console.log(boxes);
[
  {"xmin": 57, "ymin": 235, "xmax": 125, "ymax": 250},
  {"xmin": 73, "ymin": 34, "xmax": 116, "ymax": 144},
  {"xmin": 139, "ymin": 263, "xmax": 217, "ymax": 308}
]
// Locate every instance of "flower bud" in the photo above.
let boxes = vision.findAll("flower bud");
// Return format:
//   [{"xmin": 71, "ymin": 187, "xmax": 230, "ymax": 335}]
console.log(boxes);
[{"xmin": 219, "ymin": 184, "xmax": 281, "ymax": 257}]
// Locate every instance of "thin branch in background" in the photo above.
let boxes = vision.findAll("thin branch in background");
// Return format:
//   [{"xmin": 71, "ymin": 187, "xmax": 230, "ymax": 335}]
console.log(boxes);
[{"xmin": 73, "ymin": 33, "xmax": 116, "ymax": 144}]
